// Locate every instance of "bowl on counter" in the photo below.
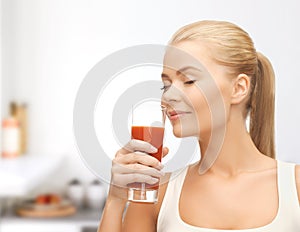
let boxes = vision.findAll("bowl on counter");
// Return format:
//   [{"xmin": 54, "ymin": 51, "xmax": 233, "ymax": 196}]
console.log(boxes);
[
  {"xmin": 66, "ymin": 179, "xmax": 85, "ymax": 208},
  {"xmin": 85, "ymin": 180, "xmax": 106, "ymax": 210}
]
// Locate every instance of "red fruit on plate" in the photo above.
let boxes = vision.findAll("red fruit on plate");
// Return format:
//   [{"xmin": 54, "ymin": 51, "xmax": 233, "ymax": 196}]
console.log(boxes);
[
  {"xmin": 49, "ymin": 194, "xmax": 61, "ymax": 204},
  {"xmin": 35, "ymin": 194, "xmax": 61, "ymax": 205},
  {"xmin": 35, "ymin": 195, "xmax": 49, "ymax": 204}
]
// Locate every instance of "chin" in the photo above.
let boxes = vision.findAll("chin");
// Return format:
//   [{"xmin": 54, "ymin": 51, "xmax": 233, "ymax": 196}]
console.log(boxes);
[
  {"xmin": 172, "ymin": 124, "xmax": 199, "ymax": 138},
  {"xmin": 173, "ymin": 129, "xmax": 183, "ymax": 138}
]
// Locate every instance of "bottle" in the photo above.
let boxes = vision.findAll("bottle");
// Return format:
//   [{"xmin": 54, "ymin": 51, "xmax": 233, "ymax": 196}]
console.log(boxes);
[
  {"xmin": 1, "ymin": 116, "xmax": 20, "ymax": 158},
  {"xmin": 14, "ymin": 103, "xmax": 27, "ymax": 155},
  {"xmin": 10, "ymin": 102, "xmax": 27, "ymax": 155}
]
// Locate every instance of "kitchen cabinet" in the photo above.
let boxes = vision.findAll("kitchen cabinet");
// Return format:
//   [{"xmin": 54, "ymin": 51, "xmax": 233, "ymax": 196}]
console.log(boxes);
[{"xmin": 0, "ymin": 208, "xmax": 101, "ymax": 232}]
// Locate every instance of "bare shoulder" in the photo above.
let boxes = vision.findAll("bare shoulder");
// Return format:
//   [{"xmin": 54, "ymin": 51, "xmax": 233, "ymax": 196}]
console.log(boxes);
[
  {"xmin": 295, "ymin": 164, "xmax": 300, "ymax": 204},
  {"xmin": 122, "ymin": 173, "xmax": 172, "ymax": 232}
]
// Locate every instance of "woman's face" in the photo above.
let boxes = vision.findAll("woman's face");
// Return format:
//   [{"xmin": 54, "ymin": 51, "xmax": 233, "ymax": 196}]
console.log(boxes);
[{"xmin": 161, "ymin": 41, "xmax": 233, "ymax": 140}]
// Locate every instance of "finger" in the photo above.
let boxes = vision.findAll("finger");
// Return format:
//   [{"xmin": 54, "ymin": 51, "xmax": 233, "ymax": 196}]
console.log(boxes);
[
  {"xmin": 113, "ymin": 152, "xmax": 163, "ymax": 170},
  {"xmin": 112, "ymin": 163, "xmax": 165, "ymax": 178},
  {"xmin": 112, "ymin": 173, "xmax": 159, "ymax": 187},
  {"xmin": 162, "ymin": 147, "xmax": 169, "ymax": 158},
  {"xmin": 121, "ymin": 139, "xmax": 158, "ymax": 154}
]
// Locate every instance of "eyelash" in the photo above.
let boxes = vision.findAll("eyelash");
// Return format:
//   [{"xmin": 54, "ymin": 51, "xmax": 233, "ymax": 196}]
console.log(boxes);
[
  {"xmin": 160, "ymin": 85, "xmax": 170, "ymax": 91},
  {"xmin": 184, "ymin": 80, "xmax": 196, "ymax": 85}
]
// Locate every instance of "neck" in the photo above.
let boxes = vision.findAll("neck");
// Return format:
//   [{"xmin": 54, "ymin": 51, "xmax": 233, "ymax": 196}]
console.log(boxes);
[{"xmin": 198, "ymin": 115, "xmax": 267, "ymax": 177}]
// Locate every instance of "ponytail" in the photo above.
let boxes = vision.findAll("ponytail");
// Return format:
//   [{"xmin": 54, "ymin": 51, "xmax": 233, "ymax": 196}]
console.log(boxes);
[{"xmin": 249, "ymin": 52, "xmax": 275, "ymax": 158}]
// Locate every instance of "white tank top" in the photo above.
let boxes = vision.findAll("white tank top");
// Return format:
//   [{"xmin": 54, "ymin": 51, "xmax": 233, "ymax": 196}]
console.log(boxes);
[{"xmin": 157, "ymin": 160, "xmax": 300, "ymax": 231}]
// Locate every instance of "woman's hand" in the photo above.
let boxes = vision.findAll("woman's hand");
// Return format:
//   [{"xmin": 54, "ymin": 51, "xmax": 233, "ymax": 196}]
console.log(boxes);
[{"xmin": 108, "ymin": 139, "xmax": 168, "ymax": 202}]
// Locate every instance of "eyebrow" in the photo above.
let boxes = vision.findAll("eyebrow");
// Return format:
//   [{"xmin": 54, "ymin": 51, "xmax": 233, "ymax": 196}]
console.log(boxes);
[{"xmin": 161, "ymin": 66, "xmax": 202, "ymax": 78}]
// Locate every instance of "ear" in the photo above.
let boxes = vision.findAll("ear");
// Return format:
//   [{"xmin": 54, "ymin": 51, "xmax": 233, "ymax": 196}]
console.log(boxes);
[{"xmin": 231, "ymin": 74, "xmax": 250, "ymax": 104}]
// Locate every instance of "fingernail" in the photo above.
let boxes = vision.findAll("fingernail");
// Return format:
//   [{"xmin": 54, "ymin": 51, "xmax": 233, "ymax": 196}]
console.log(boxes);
[
  {"xmin": 151, "ymin": 177, "xmax": 159, "ymax": 183},
  {"xmin": 150, "ymin": 146, "xmax": 158, "ymax": 153},
  {"xmin": 158, "ymin": 162, "xmax": 164, "ymax": 169}
]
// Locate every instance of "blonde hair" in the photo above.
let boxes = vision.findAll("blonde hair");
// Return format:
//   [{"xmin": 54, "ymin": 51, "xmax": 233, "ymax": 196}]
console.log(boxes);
[{"xmin": 169, "ymin": 20, "xmax": 275, "ymax": 158}]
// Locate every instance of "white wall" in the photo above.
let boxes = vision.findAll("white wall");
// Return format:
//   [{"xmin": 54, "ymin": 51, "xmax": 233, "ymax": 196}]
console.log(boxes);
[
  {"xmin": 0, "ymin": 0, "xmax": 2, "ymax": 148},
  {"xmin": 1, "ymin": 0, "xmax": 300, "ymax": 192},
  {"xmin": 1, "ymin": 0, "xmax": 124, "ymax": 192}
]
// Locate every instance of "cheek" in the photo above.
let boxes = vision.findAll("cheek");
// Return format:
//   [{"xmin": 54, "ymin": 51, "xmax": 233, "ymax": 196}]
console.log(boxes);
[
  {"xmin": 175, "ymin": 90, "xmax": 211, "ymax": 138},
  {"xmin": 189, "ymin": 83, "xmax": 228, "ymax": 136},
  {"xmin": 215, "ymin": 83, "xmax": 231, "ymax": 120},
  {"xmin": 192, "ymin": 94, "xmax": 212, "ymax": 135},
  {"xmin": 203, "ymin": 83, "xmax": 229, "ymax": 131}
]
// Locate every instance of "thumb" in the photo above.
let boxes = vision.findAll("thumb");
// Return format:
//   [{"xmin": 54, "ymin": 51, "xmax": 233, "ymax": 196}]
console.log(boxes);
[{"xmin": 162, "ymin": 147, "xmax": 169, "ymax": 158}]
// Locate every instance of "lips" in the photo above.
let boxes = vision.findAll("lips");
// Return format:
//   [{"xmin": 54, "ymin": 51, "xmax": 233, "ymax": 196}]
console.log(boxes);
[{"xmin": 167, "ymin": 110, "xmax": 191, "ymax": 121}]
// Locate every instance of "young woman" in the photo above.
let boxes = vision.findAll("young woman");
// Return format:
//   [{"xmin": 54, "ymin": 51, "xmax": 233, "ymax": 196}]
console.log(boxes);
[{"xmin": 98, "ymin": 20, "xmax": 300, "ymax": 231}]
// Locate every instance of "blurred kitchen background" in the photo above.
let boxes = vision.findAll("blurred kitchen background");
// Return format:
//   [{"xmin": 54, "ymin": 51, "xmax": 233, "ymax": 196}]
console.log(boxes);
[{"xmin": 1, "ymin": 0, "xmax": 300, "ymax": 231}]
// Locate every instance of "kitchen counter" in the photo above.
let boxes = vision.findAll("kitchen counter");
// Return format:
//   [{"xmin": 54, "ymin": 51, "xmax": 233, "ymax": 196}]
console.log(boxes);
[
  {"xmin": 0, "ymin": 208, "xmax": 102, "ymax": 232},
  {"xmin": 0, "ymin": 155, "xmax": 64, "ymax": 197}
]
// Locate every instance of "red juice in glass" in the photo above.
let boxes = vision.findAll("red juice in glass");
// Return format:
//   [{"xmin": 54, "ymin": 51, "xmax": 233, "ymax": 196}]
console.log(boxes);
[
  {"xmin": 127, "ymin": 101, "xmax": 166, "ymax": 203},
  {"xmin": 130, "ymin": 126, "xmax": 164, "ymax": 190}
]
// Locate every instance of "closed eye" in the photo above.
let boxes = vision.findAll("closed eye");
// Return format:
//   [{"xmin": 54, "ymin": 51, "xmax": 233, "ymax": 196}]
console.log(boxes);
[{"xmin": 184, "ymin": 80, "xmax": 196, "ymax": 85}]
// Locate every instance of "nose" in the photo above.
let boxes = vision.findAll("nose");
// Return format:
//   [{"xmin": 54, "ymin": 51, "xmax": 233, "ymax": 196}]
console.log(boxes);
[{"xmin": 161, "ymin": 84, "xmax": 182, "ymax": 104}]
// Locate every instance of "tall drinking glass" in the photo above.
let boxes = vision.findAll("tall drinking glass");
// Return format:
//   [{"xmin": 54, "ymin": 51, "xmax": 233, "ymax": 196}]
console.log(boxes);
[{"xmin": 128, "ymin": 101, "xmax": 166, "ymax": 203}]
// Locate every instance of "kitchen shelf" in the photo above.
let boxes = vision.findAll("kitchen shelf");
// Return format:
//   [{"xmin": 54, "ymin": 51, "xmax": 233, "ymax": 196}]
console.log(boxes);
[{"xmin": 0, "ymin": 155, "xmax": 64, "ymax": 197}]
